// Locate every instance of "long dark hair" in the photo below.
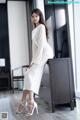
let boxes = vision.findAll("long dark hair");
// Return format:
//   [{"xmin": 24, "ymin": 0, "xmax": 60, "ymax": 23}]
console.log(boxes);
[{"xmin": 31, "ymin": 8, "xmax": 48, "ymax": 39}]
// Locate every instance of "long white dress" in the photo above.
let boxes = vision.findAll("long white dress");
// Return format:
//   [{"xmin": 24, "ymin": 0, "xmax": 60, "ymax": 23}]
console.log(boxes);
[{"xmin": 23, "ymin": 24, "xmax": 54, "ymax": 95}]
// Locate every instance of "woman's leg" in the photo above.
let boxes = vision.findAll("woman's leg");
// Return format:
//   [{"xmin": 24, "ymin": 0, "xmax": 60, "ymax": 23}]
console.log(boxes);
[
  {"xmin": 21, "ymin": 90, "xmax": 29, "ymax": 102},
  {"xmin": 16, "ymin": 90, "xmax": 35, "ymax": 113},
  {"xmin": 28, "ymin": 91, "xmax": 35, "ymax": 113},
  {"xmin": 16, "ymin": 90, "xmax": 30, "ymax": 113},
  {"xmin": 29, "ymin": 91, "xmax": 34, "ymax": 102},
  {"xmin": 26, "ymin": 90, "xmax": 38, "ymax": 116},
  {"xmin": 27, "ymin": 91, "xmax": 38, "ymax": 116}
]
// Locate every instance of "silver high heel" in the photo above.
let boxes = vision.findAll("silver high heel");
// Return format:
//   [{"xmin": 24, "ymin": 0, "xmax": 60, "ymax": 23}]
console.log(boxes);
[{"xmin": 26, "ymin": 101, "xmax": 38, "ymax": 116}]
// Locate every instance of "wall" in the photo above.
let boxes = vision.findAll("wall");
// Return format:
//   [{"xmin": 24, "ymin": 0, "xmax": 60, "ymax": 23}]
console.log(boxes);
[
  {"xmin": 55, "ymin": 8, "xmax": 66, "ymax": 29},
  {"xmin": 0, "ymin": 0, "xmax": 6, "ymax": 3},
  {"xmin": 7, "ymin": 1, "xmax": 29, "ymax": 70},
  {"xmin": 73, "ymin": 3, "xmax": 80, "ymax": 96},
  {"xmin": 68, "ymin": 3, "xmax": 80, "ymax": 97},
  {"xmin": 33, "ymin": 0, "xmax": 45, "ymax": 18},
  {"xmin": 67, "ymin": 4, "xmax": 76, "ymax": 91},
  {"xmin": 46, "ymin": 16, "xmax": 55, "ymax": 57}
]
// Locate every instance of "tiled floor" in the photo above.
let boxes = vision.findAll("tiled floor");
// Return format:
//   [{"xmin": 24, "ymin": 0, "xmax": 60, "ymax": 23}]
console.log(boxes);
[{"xmin": 0, "ymin": 90, "xmax": 80, "ymax": 120}]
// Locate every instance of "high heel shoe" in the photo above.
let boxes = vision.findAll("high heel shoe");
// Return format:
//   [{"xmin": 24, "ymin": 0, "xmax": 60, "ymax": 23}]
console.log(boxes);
[{"xmin": 26, "ymin": 101, "xmax": 38, "ymax": 116}]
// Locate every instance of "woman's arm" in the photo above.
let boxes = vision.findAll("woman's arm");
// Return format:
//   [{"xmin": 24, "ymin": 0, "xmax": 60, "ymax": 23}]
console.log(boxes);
[{"xmin": 31, "ymin": 25, "xmax": 46, "ymax": 64}]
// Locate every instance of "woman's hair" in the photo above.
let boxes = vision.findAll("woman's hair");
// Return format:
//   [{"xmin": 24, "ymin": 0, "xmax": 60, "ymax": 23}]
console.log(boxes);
[{"xmin": 31, "ymin": 8, "xmax": 48, "ymax": 39}]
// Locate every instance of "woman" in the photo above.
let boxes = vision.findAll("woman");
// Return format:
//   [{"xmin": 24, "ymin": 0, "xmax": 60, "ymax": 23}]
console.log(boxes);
[{"xmin": 16, "ymin": 8, "xmax": 54, "ymax": 116}]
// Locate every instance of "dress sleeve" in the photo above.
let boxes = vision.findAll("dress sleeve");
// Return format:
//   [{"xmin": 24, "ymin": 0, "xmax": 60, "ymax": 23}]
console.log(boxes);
[{"xmin": 31, "ymin": 25, "xmax": 46, "ymax": 64}]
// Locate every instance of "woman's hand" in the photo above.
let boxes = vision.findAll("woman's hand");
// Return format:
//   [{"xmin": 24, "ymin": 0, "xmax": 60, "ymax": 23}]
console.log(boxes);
[
  {"xmin": 28, "ymin": 64, "xmax": 32, "ymax": 69},
  {"xmin": 28, "ymin": 63, "xmax": 33, "ymax": 69}
]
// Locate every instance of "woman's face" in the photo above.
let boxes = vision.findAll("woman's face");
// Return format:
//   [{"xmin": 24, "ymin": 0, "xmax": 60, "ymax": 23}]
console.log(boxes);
[{"xmin": 31, "ymin": 13, "xmax": 40, "ymax": 25}]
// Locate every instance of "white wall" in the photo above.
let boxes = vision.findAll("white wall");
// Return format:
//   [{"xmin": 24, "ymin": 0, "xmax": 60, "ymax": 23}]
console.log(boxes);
[
  {"xmin": 7, "ymin": 1, "xmax": 29, "ymax": 70},
  {"xmin": 67, "ymin": 4, "xmax": 76, "ymax": 91},
  {"xmin": 55, "ymin": 8, "xmax": 66, "ymax": 29},
  {"xmin": 34, "ymin": 0, "xmax": 45, "ymax": 19},
  {"xmin": 68, "ymin": 3, "xmax": 80, "ymax": 97},
  {"xmin": 46, "ymin": 16, "xmax": 55, "ymax": 57},
  {"xmin": 73, "ymin": 4, "xmax": 80, "ymax": 95}
]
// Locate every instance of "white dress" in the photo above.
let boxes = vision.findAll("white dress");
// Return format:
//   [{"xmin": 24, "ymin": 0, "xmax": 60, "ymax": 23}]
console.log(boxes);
[{"xmin": 23, "ymin": 24, "xmax": 54, "ymax": 95}]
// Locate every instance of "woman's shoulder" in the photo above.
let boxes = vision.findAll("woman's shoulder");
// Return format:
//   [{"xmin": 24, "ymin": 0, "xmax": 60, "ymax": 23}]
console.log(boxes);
[
  {"xmin": 32, "ymin": 24, "xmax": 45, "ymax": 35},
  {"xmin": 32, "ymin": 24, "xmax": 45, "ymax": 31},
  {"xmin": 38, "ymin": 24, "xmax": 45, "ymax": 29},
  {"xmin": 37, "ymin": 24, "xmax": 45, "ymax": 33}
]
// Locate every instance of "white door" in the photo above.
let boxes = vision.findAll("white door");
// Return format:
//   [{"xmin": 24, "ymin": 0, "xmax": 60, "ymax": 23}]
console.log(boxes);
[{"xmin": 7, "ymin": 1, "xmax": 29, "ymax": 70}]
